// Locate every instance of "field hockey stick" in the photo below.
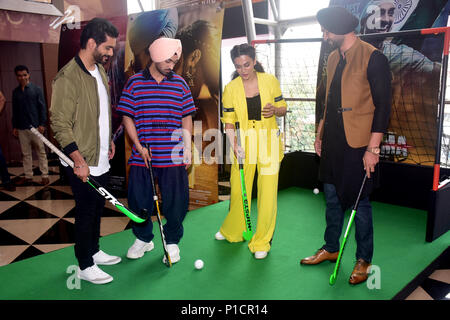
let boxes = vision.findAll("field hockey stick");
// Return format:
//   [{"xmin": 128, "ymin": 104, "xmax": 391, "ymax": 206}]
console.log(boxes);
[
  {"xmin": 329, "ymin": 174, "xmax": 368, "ymax": 285},
  {"xmin": 29, "ymin": 127, "xmax": 146, "ymax": 223},
  {"xmin": 235, "ymin": 122, "xmax": 253, "ymax": 241},
  {"xmin": 145, "ymin": 144, "xmax": 172, "ymax": 268}
]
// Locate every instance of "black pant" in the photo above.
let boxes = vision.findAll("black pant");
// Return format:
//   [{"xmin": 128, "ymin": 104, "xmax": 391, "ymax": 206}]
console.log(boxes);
[
  {"xmin": 65, "ymin": 166, "xmax": 108, "ymax": 270},
  {"xmin": 0, "ymin": 146, "xmax": 11, "ymax": 185},
  {"xmin": 128, "ymin": 165, "xmax": 189, "ymax": 245}
]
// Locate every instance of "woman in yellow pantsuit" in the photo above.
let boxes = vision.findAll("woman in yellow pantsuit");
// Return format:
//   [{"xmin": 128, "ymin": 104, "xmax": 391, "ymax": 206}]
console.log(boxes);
[{"xmin": 215, "ymin": 44, "xmax": 286, "ymax": 259}]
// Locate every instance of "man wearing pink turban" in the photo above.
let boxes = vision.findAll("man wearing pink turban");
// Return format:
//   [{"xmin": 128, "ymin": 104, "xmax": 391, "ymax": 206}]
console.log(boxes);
[{"xmin": 118, "ymin": 37, "xmax": 196, "ymax": 265}]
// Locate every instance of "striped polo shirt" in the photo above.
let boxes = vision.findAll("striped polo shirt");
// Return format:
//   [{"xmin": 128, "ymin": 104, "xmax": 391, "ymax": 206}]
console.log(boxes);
[{"xmin": 117, "ymin": 69, "xmax": 196, "ymax": 167}]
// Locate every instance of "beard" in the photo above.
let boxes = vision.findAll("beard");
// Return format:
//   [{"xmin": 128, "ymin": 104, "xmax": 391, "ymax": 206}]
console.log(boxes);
[
  {"xmin": 327, "ymin": 37, "xmax": 344, "ymax": 51},
  {"xmin": 155, "ymin": 63, "xmax": 172, "ymax": 77},
  {"xmin": 93, "ymin": 48, "xmax": 110, "ymax": 65}
]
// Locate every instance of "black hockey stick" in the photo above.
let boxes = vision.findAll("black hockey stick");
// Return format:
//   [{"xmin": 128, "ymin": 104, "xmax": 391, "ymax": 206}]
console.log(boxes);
[
  {"xmin": 145, "ymin": 144, "xmax": 172, "ymax": 267},
  {"xmin": 329, "ymin": 174, "xmax": 368, "ymax": 285},
  {"xmin": 30, "ymin": 127, "xmax": 147, "ymax": 223}
]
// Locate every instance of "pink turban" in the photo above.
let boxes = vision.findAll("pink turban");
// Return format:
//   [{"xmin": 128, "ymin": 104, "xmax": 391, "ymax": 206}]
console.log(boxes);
[{"xmin": 149, "ymin": 38, "xmax": 182, "ymax": 63}]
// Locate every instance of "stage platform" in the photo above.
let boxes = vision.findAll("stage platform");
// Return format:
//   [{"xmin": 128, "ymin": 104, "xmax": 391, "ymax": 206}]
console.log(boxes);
[{"xmin": 0, "ymin": 187, "xmax": 448, "ymax": 300}]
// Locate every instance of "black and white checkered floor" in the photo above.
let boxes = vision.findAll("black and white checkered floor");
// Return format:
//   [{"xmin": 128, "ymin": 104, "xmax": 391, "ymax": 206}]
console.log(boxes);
[
  {"xmin": 0, "ymin": 161, "xmax": 132, "ymax": 266},
  {"xmin": 402, "ymin": 247, "xmax": 450, "ymax": 300},
  {"xmin": 0, "ymin": 162, "xmax": 448, "ymax": 299}
]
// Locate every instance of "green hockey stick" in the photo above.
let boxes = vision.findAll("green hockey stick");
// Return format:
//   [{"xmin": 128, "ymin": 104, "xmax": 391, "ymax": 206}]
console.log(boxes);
[
  {"xmin": 30, "ymin": 127, "xmax": 146, "ymax": 223},
  {"xmin": 329, "ymin": 174, "xmax": 368, "ymax": 285},
  {"xmin": 235, "ymin": 122, "xmax": 253, "ymax": 241}
]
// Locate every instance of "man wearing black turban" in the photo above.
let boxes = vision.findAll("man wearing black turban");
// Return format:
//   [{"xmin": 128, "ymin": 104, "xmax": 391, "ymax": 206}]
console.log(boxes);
[
  {"xmin": 316, "ymin": 5, "xmax": 359, "ymax": 36},
  {"xmin": 300, "ymin": 6, "xmax": 392, "ymax": 285}
]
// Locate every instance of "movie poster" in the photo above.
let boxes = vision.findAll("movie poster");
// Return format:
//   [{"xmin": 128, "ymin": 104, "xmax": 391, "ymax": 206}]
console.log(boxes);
[
  {"xmin": 316, "ymin": 0, "xmax": 449, "ymax": 166},
  {"xmin": 0, "ymin": 10, "xmax": 60, "ymax": 44},
  {"xmin": 124, "ymin": 3, "xmax": 224, "ymax": 210}
]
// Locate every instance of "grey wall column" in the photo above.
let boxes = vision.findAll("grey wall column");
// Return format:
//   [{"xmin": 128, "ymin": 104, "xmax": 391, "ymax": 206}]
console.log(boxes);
[
  {"xmin": 241, "ymin": 0, "xmax": 257, "ymax": 43},
  {"xmin": 274, "ymin": 0, "xmax": 281, "ymax": 81},
  {"xmin": 274, "ymin": 0, "xmax": 283, "ymax": 132}
]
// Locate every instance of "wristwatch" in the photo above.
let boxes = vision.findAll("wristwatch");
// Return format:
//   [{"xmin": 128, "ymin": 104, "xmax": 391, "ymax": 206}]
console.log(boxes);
[{"xmin": 367, "ymin": 147, "xmax": 380, "ymax": 155}]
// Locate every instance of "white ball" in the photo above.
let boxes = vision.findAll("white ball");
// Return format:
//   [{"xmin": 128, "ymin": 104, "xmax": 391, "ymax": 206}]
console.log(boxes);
[
  {"xmin": 194, "ymin": 259, "xmax": 204, "ymax": 270},
  {"xmin": 313, "ymin": 188, "xmax": 319, "ymax": 194}
]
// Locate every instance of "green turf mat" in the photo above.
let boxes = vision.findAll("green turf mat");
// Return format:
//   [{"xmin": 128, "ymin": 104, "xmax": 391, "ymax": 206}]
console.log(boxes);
[{"xmin": 0, "ymin": 187, "xmax": 448, "ymax": 300}]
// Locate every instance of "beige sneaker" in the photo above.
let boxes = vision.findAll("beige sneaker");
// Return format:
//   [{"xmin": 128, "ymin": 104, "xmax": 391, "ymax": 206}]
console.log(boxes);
[
  {"xmin": 77, "ymin": 264, "xmax": 113, "ymax": 284},
  {"xmin": 215, "ymin": 231, "xmax": 225, "ymax": 240},
  {"xmin": 162, "ymin": 244, "xmax": 180, "ymax": 264},
  {"xmin": 254, "ymin": 251, "xmax": 268, "ymax": 259},
  {"xmin": 93, "ymin": 250, "xmax": 121, "ymax": 265},
  {"xmin": 127, "ymin": 239, "xmax": 154, "ymax": 259}
]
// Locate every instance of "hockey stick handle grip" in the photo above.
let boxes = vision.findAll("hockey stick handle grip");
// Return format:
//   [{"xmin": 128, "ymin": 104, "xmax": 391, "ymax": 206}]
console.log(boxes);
[
  {"xmin": 235, "ymin": 122, "xmax": 244, "ymax": 168},
  {"xmin": 144, "ymin": 144, "xmax": 158, "ymax": 200},
  {"xmin": 30, "ymin": 127, "xmax": 75, "ymax": 168},
  {"xmin": 353, "ymin": 174, "xmax": 368, "ymax": 211},
  {"xmin": 235, "ymin": 122, "xmax": 241, "ymax": 146}
]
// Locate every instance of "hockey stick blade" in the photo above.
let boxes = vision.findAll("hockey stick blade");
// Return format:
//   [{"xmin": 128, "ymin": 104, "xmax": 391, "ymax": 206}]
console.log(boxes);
[
  {"xmin": 86, "ymin": 179, "xmax": 146, "ymax": 223},
  {"xmin": 235, "ymin": 122, "xmax": 253, "ymax": 241},
  {"xmin": 154, "ymin": 201, "xmax": 172, "ymax": 268},
  {"xmin": 240, "ymin": 170, "xmax": 253, "ymax": 241}
]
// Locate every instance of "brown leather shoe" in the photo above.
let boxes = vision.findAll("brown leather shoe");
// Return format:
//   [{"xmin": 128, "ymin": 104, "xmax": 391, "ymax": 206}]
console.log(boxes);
[
  {"xmin": 40, "ymin": 177, "xmax": 50, "ymax": 185},
  {"xmin": 300, "ymin": 249, "xmax": 339, "ymax": 265},
  {"xmin": 349, "ymin": 258, "xmax": 371, "ymax": 285},
  {"xmin": 15, "ymin": 177, "xmax": 32, "ymax": 185}
]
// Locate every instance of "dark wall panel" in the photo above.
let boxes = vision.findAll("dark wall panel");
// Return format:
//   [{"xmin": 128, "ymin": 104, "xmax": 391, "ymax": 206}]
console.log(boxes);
[
  {"xmin": 278, "ymin": 151, "xmax": 450, "ymax": 211},
  {"xmin": 222, "ymin": 1, "xmax": 269, "ymax": 39}
]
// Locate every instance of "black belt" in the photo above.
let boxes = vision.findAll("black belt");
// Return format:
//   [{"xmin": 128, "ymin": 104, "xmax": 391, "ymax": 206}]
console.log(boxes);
[{"xmin": 337, "ymin": 107, "xmax": 352, "ymax": 113}]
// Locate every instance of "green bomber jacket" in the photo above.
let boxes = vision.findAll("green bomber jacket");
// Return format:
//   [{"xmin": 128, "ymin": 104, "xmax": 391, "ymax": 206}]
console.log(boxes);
[{"xmin": 50, "ymin": 55, "xmax": 112, "ymax": 166}]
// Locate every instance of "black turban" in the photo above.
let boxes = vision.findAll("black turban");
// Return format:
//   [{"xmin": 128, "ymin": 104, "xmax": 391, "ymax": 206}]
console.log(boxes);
[{"xmin": 316, "ymin": 6, "xmax": 359, "ymax": 35}]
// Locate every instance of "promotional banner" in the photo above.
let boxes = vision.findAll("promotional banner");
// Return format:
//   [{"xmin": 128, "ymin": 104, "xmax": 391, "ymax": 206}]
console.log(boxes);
[
  {"xmin": 0, "ymin": 0, "xmax": 127, "ymax": 44},
  {"xmin": 124, "ymin": 3, "xmax": 224, "ymax": 210},
  {"xmin": 0, "ymin": 10, "xmax": 60, "ymax": 44},
  {"xmin": 316, "ymin": 0, "xmax": 449, "ymax": 166}
]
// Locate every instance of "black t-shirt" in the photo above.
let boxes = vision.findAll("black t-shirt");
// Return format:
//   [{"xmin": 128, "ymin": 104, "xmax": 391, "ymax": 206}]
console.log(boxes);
[{"xmin": 246, "ymin": 94, "xmax": 262, "ymax": 121}]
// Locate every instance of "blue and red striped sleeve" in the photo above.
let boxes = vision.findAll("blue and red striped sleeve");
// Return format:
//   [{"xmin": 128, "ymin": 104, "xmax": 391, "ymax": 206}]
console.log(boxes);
[
  {"xmin": 117, "ymin": 76, "xmax": 137, "ymax": 119},
  {"xmin": 178, "ymin": 76, "xmax": 196, "ymax": 117}
]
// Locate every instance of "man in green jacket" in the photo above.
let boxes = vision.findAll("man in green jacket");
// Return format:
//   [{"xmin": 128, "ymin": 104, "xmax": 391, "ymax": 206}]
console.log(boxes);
[{"xmin": 50, "ymin": 18, "xmax": 121, "ymax": 285}]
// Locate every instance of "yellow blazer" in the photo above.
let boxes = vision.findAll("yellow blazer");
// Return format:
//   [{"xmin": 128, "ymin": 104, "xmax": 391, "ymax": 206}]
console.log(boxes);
[{"xmin": 221, "ymin": 72, "xmax": 287, "ymax": 163}]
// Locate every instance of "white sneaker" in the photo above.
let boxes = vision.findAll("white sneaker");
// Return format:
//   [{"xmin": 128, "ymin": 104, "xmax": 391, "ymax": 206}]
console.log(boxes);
[
  {"xmin": 162, "ymin": 244, "xmax": 180, "ymax": 264},
  {"xmin": 215, "ymin": 231, "xmax": 225, "ymax": 240},
  {"xmin": 127, "ymin": 239, "xmax": 154, "ymax": 259},
  {"xmin": 254, "ymin": 251, "xmax": 268, "ymax": 259},
  {"xmin": 93, "ymin": 250, "xmax": 121, "ymax": 265},
  {"xmin": 77, "ymin": 264, "xmax": 113, "ymax": 284}
]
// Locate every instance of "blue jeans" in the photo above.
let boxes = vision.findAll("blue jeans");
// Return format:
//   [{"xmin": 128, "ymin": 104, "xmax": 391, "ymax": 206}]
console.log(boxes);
[
  {"xmin": 0, "ymin": 146, "xmax": 11, "ymax": 185},
  {"xmin": 128, "ymin": 165, "xmax": 189, "ymax": 245},
  {"xmin": 322, "ymin": 183, "xmax": 373, "ymax": 263}
]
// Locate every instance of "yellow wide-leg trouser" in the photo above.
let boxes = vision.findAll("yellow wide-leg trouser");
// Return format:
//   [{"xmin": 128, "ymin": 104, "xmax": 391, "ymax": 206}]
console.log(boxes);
[{"xmin": 219, "ymin": 121, "xmax": 280, "ymax": 253}]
